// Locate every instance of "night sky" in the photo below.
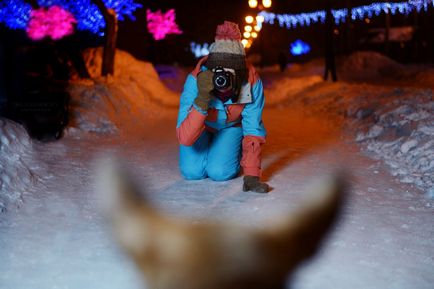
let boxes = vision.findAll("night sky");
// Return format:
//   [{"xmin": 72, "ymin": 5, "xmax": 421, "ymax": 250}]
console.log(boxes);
[
  {"xmin": 113, "ymin": 0, "xmax": 432, "ymax": 65},
  {"xmin": 117, "ymin": 0, "xmax": 246, "ymax": 65}
]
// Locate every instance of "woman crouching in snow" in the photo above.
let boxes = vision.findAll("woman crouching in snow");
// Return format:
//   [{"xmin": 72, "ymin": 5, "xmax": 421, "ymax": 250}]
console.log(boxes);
[{"xmin": 176, "ymin": 21, "xmax": 269, "ymax": 193}]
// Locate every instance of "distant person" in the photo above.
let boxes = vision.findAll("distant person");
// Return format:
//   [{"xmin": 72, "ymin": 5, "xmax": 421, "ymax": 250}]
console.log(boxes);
[
  {"xmin": 176, "ymin": 21, "xmax": 269, "ymax": 193},
  {"xmin": 324, "ymin": 0, "xmax": 337, "ymax": 82},
  {"xmin": 278, "ymin": 51, "xmax": 288, "ymax": 72}
]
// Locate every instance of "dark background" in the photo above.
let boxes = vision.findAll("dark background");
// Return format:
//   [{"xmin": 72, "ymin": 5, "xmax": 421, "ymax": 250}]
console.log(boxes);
[{"xmin": 117, "ymin": 0, "xmax": 434, "ymax": 66}]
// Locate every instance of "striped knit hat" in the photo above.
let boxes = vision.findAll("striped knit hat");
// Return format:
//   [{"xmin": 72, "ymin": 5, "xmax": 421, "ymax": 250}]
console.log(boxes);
[{"xmin": 205, "ymin": 21, "xmax": 247, "ymax": 71}]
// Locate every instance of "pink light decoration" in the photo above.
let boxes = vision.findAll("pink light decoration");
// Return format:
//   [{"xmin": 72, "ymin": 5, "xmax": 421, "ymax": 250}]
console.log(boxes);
[
  {"xmin": 26, "ymin": 6, "xmax": 77, "ymax": 41},
  {"xmin": 146, "ymin": 9, "xmax": 182, "ymax": 40}
]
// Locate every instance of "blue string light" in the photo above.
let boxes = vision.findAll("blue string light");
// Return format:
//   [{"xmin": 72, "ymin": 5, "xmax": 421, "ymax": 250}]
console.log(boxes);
[
  {"xmin": 190, "ymin": 42, "xmax": 210, "ymax": 58},
  {"xmin": 0, "ymin": 0, "xmax": 142, "ymax": 36},
  {"xmin": 259, "ymin": 0, "xmax": 433, "ymax": 29}
]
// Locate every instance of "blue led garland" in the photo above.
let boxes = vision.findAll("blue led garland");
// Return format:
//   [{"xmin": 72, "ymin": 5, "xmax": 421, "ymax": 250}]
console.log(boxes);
[
  {"xmin": 259, "ymin": 0, "xmax": 433, "ymax": 29},
  {"xmin": 190, "ymin": 42, "xmax": 210, "ymax": 58},
  {"xmin": 290, "ymin": 39, "xmax": 311, "ymax": 56},
  {"xmin": 0, "ymin": 0, "xmax": 142, "ymax": 36},
  {"xmin": 0, "ymin": 0, "xmax": 32, "ymax": 30}
]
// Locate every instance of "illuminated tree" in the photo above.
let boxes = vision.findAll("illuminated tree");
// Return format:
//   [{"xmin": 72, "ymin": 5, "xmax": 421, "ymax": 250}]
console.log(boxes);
[
  {"xmin": 0, "ymin": 0, "xmax": 141, "ymax": 36},
  {"xmin": 146, "ymin": 9, "xmax": 182, "ymax": 41},
  {"xmin": 26, "ymin": 5, "xmax": 77, "ymax": 41},
  {"xmin": 0, "ymin": 0, "xmax": 142, "ymax": 76}
]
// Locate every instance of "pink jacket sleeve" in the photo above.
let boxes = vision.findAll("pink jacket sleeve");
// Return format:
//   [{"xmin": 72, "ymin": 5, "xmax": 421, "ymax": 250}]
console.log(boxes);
[
  {"xmin": 240, "ymin": 135, "xmax": 266, "ymax": 177},
  {"xmin": 176, "ymin": 56, "xmax": 209, "ymax": 146},
  {"xmin": 176, "ymin": 107, "xmax": 207, "ymax": 146},
  {"xmin": 240, "ymin": 65, "xmax": 266, "ymax": 177}
]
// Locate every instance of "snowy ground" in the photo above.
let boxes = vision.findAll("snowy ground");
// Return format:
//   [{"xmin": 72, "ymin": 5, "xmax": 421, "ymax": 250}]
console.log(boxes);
[{"xmin": 0, "ymin": 50, "xmax": 433, "ymax": 289}]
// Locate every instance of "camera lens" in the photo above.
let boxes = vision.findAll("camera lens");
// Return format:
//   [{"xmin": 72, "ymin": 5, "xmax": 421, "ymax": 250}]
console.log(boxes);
[
  {"xmin": 212, "ymin": 66, "xmax": 232, "ymax": 90},
  {"xmin": 215, "ymin": 75, "xmax": 227, "ymax": 88}
]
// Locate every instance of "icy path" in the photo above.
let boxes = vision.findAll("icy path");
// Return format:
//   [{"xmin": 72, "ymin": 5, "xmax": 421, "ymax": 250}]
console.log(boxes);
[{"xmin": 1, "ymin": 105, "xmax": 434, "ymax": 289}]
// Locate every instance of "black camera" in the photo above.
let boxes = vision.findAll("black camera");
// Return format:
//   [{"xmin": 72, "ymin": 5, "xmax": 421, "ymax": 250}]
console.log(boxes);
[{"xmin": 212, "ymin": 66, "xmax": 233, "ymax": 90}]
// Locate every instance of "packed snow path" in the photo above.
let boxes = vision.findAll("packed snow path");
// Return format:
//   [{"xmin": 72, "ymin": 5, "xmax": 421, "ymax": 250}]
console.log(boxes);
[{"xmin": 1, "ymin": 72, "xmax": 433, "ymax": 289}]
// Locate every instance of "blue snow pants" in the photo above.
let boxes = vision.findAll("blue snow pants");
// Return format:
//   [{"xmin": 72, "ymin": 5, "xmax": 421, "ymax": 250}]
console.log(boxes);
[{"xmin": 179, "ymin": 126, "xmax": 243, "ymax": 181}]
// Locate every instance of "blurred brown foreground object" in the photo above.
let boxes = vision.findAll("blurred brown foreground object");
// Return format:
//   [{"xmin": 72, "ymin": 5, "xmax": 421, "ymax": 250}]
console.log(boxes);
[{"xmin": 97, "ymin": 161, "xmax": 347, "ymax": 289}]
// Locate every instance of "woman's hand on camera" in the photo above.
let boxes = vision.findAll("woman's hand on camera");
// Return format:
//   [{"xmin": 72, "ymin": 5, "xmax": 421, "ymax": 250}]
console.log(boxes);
[{"xmin": 194, "ymin": 70, "xmax": 214, "ymax": 111}]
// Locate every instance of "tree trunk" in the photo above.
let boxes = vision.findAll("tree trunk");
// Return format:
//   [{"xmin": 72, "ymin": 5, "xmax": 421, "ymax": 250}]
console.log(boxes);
[{"xmin": 93, "ymin": 0, "xmax": 118, "ymax": 76}]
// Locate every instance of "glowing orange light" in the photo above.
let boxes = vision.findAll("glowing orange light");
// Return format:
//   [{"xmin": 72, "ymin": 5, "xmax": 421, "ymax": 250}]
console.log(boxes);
[
  {"xmin": 245, "ymin": 15, "xmax": 254, "ymax": 23},
  {"xmin": 246, "ymin": 39, "xmax": 253, "ymax": 48},
  {"xmin": 254, "ymin": 25, "xmax": 261, "ymax": 31},
  {"xmin": 248, "ymin": 0, "xmax": 258, "ymax": 8},
  {"xmin": 243, "ymin": 31, "xmax": 251, "ymax": 38},
  {"xmin": 241, "ymin": 39, "xmax": 248, "ymax": 47},
  {"xmin": 251, "ymin": 32, "xmax": 258, "ymax": 38},
  {"xmin": 256, "ymin": 15, "xmax": 265, "ymax": 23},
  {"xmin": 263, "ymin": 0, "xmax": 272, "ymax": 8},
  {"xmin": 245, "ymin": 25, "xmax": 252, "ymax": 32}
]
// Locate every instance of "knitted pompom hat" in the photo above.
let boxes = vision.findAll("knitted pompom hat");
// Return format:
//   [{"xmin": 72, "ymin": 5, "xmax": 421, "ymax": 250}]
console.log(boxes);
[{"xmin": 205, "ymin": 21, "xmax": 247, "ymax": 71}]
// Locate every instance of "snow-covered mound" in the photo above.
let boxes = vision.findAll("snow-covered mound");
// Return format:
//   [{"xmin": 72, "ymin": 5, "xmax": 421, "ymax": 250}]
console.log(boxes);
[
  {"xmin": 265, "ymin": 75, "xmax": 323, "ymax": 106},
  {"xmin": 339, "ymin": 51, "xmax": 434, "ymax": 89},
  {"xmin": 262, "ymin": 50, "xmax": 434, "ymax": 194},
  {"xmin": 67, "ymin": 81, "xmax": 119, "ymax": 134},
  {"xmin": 355, "ymin": 89, "xmax": 434, "ymax": 195},
  {"xmin": 0, "ymin": 119, "xmax": 36, "ymax": 211},
  {"xmin": 340, "ymin": 51, "xmax": 404, "ymax": 80},
  {"xmin": 413, "ymin": 68, "xmax": 434, "ymax": 88},
  {"xmin": 83, "ymin": 48, "xmax": 179, "ymax": 107},
  {"xmin": 67, "ymin": 48, "xmax": 179, "ymax": 135},
  {"xmin": 264, "ymin": 69, "xmax": 434, "ymax": 195}
]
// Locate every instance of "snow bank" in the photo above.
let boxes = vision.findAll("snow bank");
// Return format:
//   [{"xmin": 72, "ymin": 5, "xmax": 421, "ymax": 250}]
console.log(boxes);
[
  {"xmin": 340, "ymin": 52, "xmax": 434, "ymax": 194},
  {"xmin": 339, "ymin": 51, "xmax": 434, "ymax": 88},
  {"xmin": 340, "ymin": 51, "xmax": 404, "ymax": 80},
  {"xmin": 354, "ymin": 89, "xmax": 434, "ymax": 195},
  {"xmin": 83, "ymin": 48, "xmax": 179, "ymax": 107},
  {"xmin": 265, "ymin": 75, "xmax": 323, "ymax": 106},
  {"xmin": 0, "ymin": 119, "xmax": 36, "ymax": 211},
  {"xmin": 265, "ymin": 56, "xmax": 434, "ymax": 195},
  {"xmin": 67, "ymin": 48, "xmax": 179, "ymax": 135}
]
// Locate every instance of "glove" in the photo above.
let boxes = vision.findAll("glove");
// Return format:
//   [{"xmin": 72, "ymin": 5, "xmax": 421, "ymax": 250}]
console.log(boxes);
[
  {"xmin": 243, "ymin": 176, "xmax": 269, "ymax": 193},
  {"xmin": 194, "ymin": 70, "xmax": 214, "ymax": 111}
]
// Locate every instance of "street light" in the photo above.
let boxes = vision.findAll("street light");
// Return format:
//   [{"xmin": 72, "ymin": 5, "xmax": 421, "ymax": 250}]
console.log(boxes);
[
  {"xmin": 262, "ymin": 0, "xmax": 272, "ymax": 8},
  {"xmin": 248, "ymin": 0, "xmax": 258, "ymax": 8},
  {"xmin": 245, "ymin": 15, "xmax": 254, "ymax": 23},
  {"xmin": 245, "ymin": 0, "xmax": 270, "ymax": 50}
]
